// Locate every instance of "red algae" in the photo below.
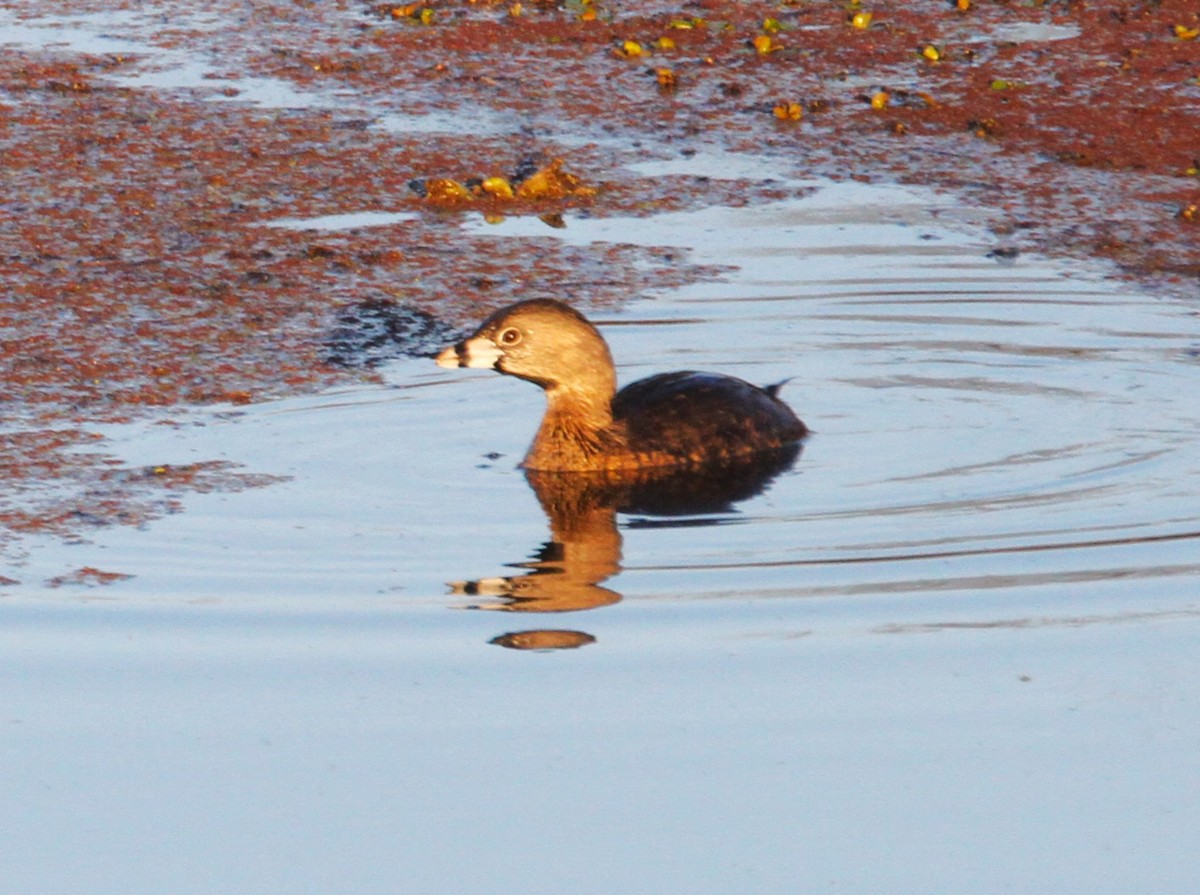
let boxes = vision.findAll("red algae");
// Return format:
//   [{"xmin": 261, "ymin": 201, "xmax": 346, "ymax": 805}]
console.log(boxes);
[
  {"xmin": 1, "ymin": 0, "xmax": 1197, "ymax": 551},
  {"xmin": 45, "ymin": 566, "xmax": 135, "ymax": 587}
]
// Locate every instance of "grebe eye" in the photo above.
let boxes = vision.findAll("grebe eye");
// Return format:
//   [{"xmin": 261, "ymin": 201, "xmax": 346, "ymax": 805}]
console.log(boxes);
[{"xmin": 498, "ymin": 327, "xmax": 522, "ymax": 346}]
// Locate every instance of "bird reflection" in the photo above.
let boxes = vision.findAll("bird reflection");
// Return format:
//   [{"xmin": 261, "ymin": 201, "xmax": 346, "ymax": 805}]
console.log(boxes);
[{"xmin": 449, "ymin": 445, "xmax": 801, "ymax": 650}]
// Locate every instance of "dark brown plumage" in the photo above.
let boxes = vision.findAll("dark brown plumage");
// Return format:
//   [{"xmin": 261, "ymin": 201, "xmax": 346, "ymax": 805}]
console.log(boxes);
[{"xmin": 436, "ymin": 299, "xmax": 807, "ymax": 472}]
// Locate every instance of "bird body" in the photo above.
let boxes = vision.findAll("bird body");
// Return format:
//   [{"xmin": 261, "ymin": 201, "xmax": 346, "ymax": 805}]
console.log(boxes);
[{"xmin": 436, "ymin": 299, "xmax": 806, "ymax": 472}]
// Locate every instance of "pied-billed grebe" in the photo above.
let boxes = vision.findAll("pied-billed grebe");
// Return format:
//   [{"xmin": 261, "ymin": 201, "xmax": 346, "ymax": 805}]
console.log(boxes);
[{"xmin": 436, "ymin": 298, "xmax": 807, "ymax": 471}]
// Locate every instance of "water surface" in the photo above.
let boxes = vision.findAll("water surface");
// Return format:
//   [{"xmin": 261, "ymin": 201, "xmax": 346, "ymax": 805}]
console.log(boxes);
[{"xmin": 4, "ymin": 178, "xmax": 1200, "ymax": 893}]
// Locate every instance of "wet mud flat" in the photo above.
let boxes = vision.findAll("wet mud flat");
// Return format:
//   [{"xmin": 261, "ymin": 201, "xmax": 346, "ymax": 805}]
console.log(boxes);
[{"xmin": 2, "ymin": 0, "xmax": 1199, "ymax": 558}]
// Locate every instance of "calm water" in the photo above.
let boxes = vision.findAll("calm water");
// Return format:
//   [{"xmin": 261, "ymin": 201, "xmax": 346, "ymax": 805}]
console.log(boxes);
[
  {"xmin": 4, "ymin": 179, "xmax": 1200, "ymax": 894},
  {"xmin": 4, "ymin": 8, "xmax": 1200, "ymax": 893}
]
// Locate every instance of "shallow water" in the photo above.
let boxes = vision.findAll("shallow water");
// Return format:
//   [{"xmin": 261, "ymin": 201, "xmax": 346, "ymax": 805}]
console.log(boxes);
[
  {"xmin": 5, "ymin": 8, "xmax": 1200, "ymax": 889},
  {"xmin": 14, "ymin": 180, "xmax": 1199, "ymax": 611},
  {"xmin": 5, "ymin": 171, "xmax": 1200, "ymax": 891}
]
